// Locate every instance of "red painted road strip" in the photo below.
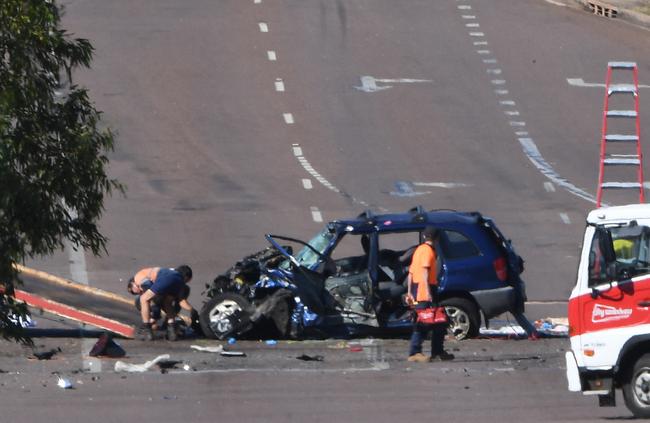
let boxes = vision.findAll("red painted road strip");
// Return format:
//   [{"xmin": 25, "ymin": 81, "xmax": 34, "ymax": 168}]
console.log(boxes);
[{"xmin": 14, "ymin": 289, "xmax": 135, "ymax": 338}]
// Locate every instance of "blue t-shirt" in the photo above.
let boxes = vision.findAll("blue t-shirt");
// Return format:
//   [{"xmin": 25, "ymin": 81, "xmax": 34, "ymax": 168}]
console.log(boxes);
[{"xmin": 150, "ymin": 268, "xmax": 184, "ymax": 297}]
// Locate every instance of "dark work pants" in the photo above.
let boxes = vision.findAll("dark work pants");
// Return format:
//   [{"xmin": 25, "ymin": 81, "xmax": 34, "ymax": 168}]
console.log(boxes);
[{"xmin": 409, "ymin": 321, "xmax": 446, "ymax": 356}]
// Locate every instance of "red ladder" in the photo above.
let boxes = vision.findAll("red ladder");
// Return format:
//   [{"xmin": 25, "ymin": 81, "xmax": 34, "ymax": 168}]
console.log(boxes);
[{"xmin": 596, "ymin": 61, "xmax": 644, "ymax": 208}]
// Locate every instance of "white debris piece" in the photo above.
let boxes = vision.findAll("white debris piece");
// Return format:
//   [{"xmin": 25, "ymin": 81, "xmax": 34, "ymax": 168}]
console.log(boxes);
[
  {"xmin": 114, "ymin": 354, "xmax": 170, "ymax": 373},
  {"xmin": 57, "ymin": 377, "xmax": 73, "ymax": 389},
  {"xmin": 190, "ymin": 345, "xmax": 223, "ymax": 353}
]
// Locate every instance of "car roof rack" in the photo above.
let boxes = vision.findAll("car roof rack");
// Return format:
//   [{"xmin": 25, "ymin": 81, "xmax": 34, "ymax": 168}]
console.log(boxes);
[{"xmin": 408, "ymin": 206, "xmax": 428, "ymax": 223}]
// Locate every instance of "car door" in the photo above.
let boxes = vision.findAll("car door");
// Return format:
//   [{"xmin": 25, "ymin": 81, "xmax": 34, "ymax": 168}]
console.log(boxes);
[{"xmin": 437, "ymin": 229, "xmax": 492, "ymax": 291}]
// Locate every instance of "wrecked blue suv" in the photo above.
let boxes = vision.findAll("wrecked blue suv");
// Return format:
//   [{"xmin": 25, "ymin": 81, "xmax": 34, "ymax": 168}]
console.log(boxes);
[{"xmin": 199, "ymin": 206, "xmax": 527, "ymax": 340}]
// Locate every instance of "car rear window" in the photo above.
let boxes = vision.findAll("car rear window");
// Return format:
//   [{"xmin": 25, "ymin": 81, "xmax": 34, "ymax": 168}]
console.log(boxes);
[{"xmin": 440, "ymin": 230, "xmax": 481, "ymax": 259}]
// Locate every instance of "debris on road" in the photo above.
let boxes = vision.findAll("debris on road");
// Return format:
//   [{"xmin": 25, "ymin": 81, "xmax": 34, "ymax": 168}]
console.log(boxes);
[
  {"xmin": 114, "ymin": 354, "xmax": 170, "ymax": 373},
  {"xmin": 296, "ymin": 354, "xmax": 324, "ymax": 362},
  {"xmin": 227, "ymin": 338, "xmax": 237, "ymax": 345},
  {"xmin": 191, "ymin": 344, "xmax": 223, "ymax": 353},
  {"xmin": 534, "ymin": 318, "xmax": 568, "ymax": 336},
  {"xmin": 88, "ymin": 334, "xmax": 126, "ymax": 358},
  {"xmin": 220, "ymin": 351, "xmax": 246, "ymax": 357},
  {"xmin": 348, "ymin": 344, "xmax": 363, "ymax": 352},
  {"xmin": 29, "ymin": 348, "xmax": 61, "ymax": 360},
  {"xmin": 265, "ymin": 340, "xmax": 277, "ymax": 345},
  {"xmin": 478, "ymin": 318, "xmax": 569, "ymax": 338},
  {"xmin": 56, "ymin": 377, "xmax": 73, "ymax": 389}
]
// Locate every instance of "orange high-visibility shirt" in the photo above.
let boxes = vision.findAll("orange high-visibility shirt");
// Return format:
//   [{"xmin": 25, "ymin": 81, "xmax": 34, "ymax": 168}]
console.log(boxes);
[{"xmin": 409, "ymin": 244, "xmax": 437, "ymax": 302}]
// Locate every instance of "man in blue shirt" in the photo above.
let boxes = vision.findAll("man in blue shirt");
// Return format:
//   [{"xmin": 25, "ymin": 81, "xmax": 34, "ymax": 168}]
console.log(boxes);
[{"xmin": 131, "ymin": 265, "xmax": 194, "ymax": 341}]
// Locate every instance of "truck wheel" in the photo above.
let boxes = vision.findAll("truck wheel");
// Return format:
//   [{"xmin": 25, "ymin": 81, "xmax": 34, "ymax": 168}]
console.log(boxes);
[
  {"xmin": 623, "ymin": 353, "xmax": 650, "ymax": 418},
  {"xmin": 440, "ymin": 297, "xmax": 480, "ymax": 340},
  {"xmin": 199, "ymin": 293, "xmax": 254, "ymax": 340}
]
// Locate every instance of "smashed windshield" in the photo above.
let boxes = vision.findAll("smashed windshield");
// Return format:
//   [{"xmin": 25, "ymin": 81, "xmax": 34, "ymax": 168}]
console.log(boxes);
[
  {"xmin": 279, "ymin": 227, "xmax": 336, "ymax": 270},
  {"xmin": 588, "ymin": 224, "xmax": 650, "ymax": 286}
]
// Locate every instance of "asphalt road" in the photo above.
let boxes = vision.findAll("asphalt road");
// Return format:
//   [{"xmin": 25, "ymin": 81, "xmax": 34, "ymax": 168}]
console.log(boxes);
[
  {"xmin": 10, "ymin": 0, "xmax": 650, "ymax": 421},
  {"xmin": 0, "ymin": 336, "xmax": 634, "ymax": 422},
  {"xmin": 29, "ymin": 0, "xmax": 647, "ymax": 306}
]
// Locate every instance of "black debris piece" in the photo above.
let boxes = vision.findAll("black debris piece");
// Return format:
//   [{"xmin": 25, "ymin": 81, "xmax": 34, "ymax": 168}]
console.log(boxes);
[
  {"xmin": 157, "ymin": 360, "xmax": 183, "ymax": 373},
  {"xmin": 30, "ymin": 347, "xmax": 61, "ymax": 360},
  {"xmin": 296, "ymin": 354, "xmax": 324, "ymax": 362}
]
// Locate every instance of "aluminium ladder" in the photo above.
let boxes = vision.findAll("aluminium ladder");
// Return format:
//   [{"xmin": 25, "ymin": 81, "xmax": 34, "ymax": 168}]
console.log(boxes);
[{"xmin": 596, "ymin": 61, "xmax": 644, "ymax": 208}]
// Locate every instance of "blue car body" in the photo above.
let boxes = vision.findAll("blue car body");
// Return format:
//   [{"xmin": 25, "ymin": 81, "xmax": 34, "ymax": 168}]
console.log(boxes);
[{"xmin": 200, "ymin": 207, "xmax": 527, "ymax": 340}]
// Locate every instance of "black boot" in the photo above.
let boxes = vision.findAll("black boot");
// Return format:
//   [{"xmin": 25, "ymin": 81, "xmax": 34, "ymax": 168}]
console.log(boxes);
[
  {"xmin": 136, "ymin": 323, "xmax": 154, "ymax": 341},
  {"xmin": 166, "ymin": 322, "xmax": 178, "ymax": 341}
]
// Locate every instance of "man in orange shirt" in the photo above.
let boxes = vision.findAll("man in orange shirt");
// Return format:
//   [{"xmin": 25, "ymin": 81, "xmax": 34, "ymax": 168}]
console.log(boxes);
[{"xmin": 406, "ymin": 226, "xmax": 454, "ymax": 362}]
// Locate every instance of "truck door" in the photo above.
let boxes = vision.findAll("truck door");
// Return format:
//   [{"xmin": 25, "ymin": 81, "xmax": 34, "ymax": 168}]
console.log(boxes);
[{"xmin": 573, "ymin": 224, "xmax": 650, "ymax": 365}]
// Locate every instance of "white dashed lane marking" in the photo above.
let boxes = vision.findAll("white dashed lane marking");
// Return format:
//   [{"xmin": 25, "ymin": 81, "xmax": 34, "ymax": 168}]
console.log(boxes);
[
  {"xmin": 302, "ymin": 179, "xmax": 313, "ymax": 190},
  {"xmin": 267, "ymin": 50, "xmax": 277, "ymax": 61},
  {"xmin": 456, "ymin": 3, "xmax": 597, "ymax": 205},
  {"xmin": 560, "ymin": 213, "xmax": 571, "ymax": 224},
  {"xmin": 311, "ymin": 207, "xmax": 323, "ymax": 222},
  {"xmin": 258, "ymin": 22, "xmax": 269, "ymax": 32},
  {"xmin": 544, "ymin": 182, "xmax": 556, "ymax": 192},
  {"xmin": 275, "ymin": 78, "xmax": 285, "ymax": 92},
  {"xmin": 283, "ymin": 113, "xmax": 294, "ymax": 124}
]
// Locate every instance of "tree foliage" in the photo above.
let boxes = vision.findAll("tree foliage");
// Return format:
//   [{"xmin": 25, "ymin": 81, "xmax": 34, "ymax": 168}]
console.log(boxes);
[{"xmin": 0, "ymin": 0, "xmax": 122, "ymax": 343}]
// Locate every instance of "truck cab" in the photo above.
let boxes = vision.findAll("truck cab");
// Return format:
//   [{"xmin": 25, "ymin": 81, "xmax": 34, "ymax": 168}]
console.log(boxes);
[{"xmin": 567, "ymin": 204, "xmax": 650, "ymax": 418}]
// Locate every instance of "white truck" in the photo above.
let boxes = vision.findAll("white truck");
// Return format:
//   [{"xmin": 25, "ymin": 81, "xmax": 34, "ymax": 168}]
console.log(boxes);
[{"xmin": 566, "ymin": 203, "xmax": 650, "ymax": 418}]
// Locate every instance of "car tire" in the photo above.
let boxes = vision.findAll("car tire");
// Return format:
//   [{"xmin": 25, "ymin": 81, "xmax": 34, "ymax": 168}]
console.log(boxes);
[
  {"xmin": 199, "ymin": 293, "xmax": 254, "ymax": 340},
  {"xmin": 270, "ymin": 298, "xmax": 292, "ymax": 338},
  {"xmin": 622, "ymin": 353, "xmax": 650, "ymax": 418},
  {"xmin": 440, "ymin": 297, "xmax": 480, "ymax": 340}
]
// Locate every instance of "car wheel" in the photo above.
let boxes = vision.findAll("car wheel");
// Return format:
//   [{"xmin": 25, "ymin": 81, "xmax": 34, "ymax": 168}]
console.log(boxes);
[
  {"xmin": 440, "ymin": 297, "xmax": 480, "ymax": 340},
  {"xmin": 623, "ymin": 353, "xmax": 650, "ymax": 418},
  {"xmin": 199, "ymin": 293, "xmax": 254, "ymax": 340}
]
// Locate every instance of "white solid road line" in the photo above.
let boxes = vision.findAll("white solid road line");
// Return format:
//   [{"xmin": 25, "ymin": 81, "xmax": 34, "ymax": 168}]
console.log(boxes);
[
  {"xmin": 413, "ymin": 182, "xmax": 471, "ymax": 188},
  {"xmin": 66, "ymin": 210, "xmax": 101, "ymax": 374},
  {"xmin": 567, "ymin": 78, "xmax": 650, "ymax": 89}
]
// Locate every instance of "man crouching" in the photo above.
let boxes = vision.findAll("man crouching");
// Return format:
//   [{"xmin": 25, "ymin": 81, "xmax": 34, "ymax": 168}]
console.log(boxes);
[{"xmin": 127, "ymin": 265, "xmax": 196, "ymax": 341}]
